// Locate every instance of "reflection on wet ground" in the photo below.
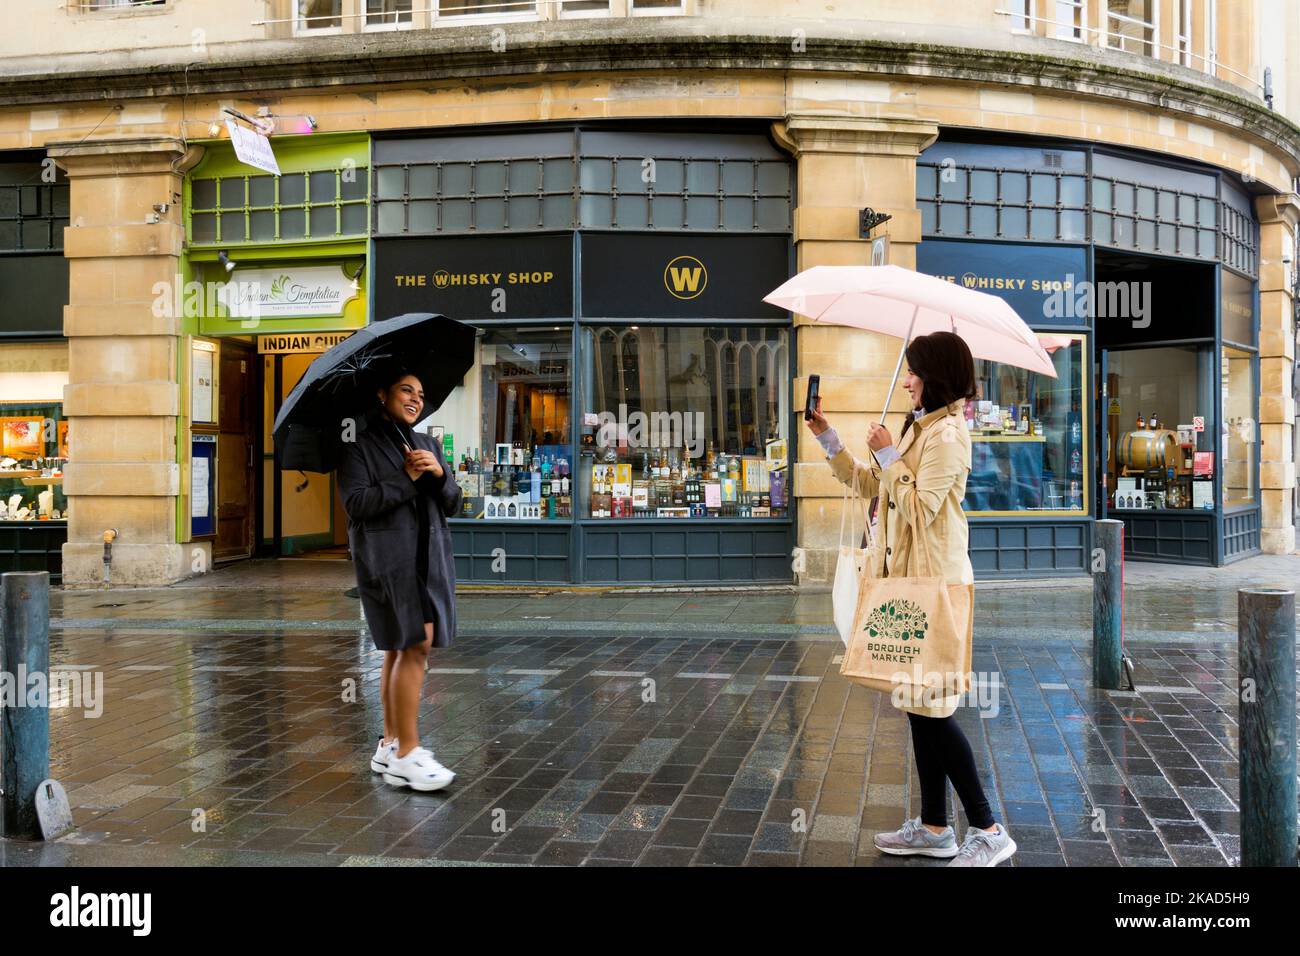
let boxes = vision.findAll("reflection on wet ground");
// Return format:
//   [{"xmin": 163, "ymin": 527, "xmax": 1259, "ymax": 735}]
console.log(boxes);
[{"xmin": 6, "ymin": 565, "xmax": 1280, "ymax": 866}]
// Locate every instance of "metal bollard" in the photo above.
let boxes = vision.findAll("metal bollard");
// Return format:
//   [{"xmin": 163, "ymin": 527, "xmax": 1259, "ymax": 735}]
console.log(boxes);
[
  {"xmin": 1238, "ymin": 587, "xmax": 1297, "ymax": 867},
  {"xmin": 1, "ymin": 571, "xmax": 51, "ymax": 840},
  {"xmin": 1092, "ymin": 519, "xmax": 1124, "ymax": 690}
]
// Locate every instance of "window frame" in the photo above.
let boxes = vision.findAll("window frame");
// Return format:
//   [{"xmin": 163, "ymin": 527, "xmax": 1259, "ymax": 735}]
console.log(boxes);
[
  {"xmin": 962, "ymin": 331, "xmax": 1091, "ymax": 518},
  {"xmin": 431, "ymin": 0, "xmax": 542, "ymax": 26},
  {"xmin": 187, "ymin": 165, "xmax": 371, "ymax": 247},
  {"xmin": 362, "ymin": 0, "xmax": 415, "ymax": 31},
  {"xmin": 292, "ymin": 0, "xmax": 345, "ymax": 36}
]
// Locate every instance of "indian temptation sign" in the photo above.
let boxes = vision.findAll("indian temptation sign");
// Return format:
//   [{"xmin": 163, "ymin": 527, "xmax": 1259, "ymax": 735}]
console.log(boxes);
[{"xmin": 216, "ymin": 265, "xmax": 355, "ymax": 319}]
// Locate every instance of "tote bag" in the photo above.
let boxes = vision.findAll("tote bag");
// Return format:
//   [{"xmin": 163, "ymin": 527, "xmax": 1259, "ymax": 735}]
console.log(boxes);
[
  {"xmin": 840, "ymin": 497, "xmax": 972, "ymax": 706},
  {"xmin": 831, "ymin": 475, "xmax": 870, "ymax": 646}
]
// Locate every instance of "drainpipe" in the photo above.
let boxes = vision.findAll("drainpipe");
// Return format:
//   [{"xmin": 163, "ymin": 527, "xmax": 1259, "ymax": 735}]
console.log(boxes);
[{"xmin": 101, "ymin": 529, "xmax": 118, "ymax": 587}]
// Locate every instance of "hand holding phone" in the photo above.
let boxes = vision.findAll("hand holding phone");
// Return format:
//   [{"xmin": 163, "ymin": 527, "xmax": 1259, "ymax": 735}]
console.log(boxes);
[{"xmin": 804, "ymin": 374, "xmax": 820, "ymax": 422}]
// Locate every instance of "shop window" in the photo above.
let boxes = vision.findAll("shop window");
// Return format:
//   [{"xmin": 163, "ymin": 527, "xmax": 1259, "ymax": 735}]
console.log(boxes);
[
  {"xmin": 434, "ymin": 327, "xmax": 573, "ymax": 521},
  {"xmin": 189, "ymin": 167, "xmax": 369, "ymax": 245},
  {"xmin": 0, "ymin": 342, "xmax": 69, "ymax": 524},
  {"xmin": 1106, "ymin": 345, "xmax": 1216, "ymax": 512},
  {"xmin": 579, "ymin": 155, "xmax": 790, "ymax": 231},
  {"xmin": 964, "ymin": 334, "xmax": 1087, "ymax": 515},
  {"xmin": 919, "ymin": 143, "xmax": 1250, "ymax": 272},
  {"xmin": 0, "ymin": 173, "xmax": 68, "ymax": 253},
  {"xmin": 374, "ymin": 129, "xmax": 791, "ymax": 236},
  {"xmin": 1222, "ymin": 346, "xmax": 1256, "ymax": 508},
  {"xmin": 580, "ymin": 326, "xmax": 790, "ymax": 520},
  {"xmin": 374, "ymin": 157, "xmax": 574, "ymax": 234}
]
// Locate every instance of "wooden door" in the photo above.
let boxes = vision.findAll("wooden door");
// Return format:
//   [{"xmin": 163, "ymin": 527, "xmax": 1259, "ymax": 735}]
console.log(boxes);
[{"xmin": 215, "ymin": 343, "xmax": 256, "ymax": 562}]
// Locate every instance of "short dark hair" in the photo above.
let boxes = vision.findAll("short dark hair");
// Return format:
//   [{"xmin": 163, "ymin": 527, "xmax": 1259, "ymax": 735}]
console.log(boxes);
[{"xmin": 904, "ymin": 331, "xmax": 976, "ymax": 413}]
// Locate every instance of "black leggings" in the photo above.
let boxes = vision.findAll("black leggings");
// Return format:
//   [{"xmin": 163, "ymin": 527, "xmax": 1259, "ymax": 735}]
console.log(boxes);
[{"xmin": 906, "ymin": 712, "xmax": 995, "ymax": 830}]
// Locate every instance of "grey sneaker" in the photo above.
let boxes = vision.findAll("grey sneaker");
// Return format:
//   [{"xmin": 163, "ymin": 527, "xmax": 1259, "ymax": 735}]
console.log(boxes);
[
  {"xmin": 873, "ymin": 816, "xmax": 959, "ymax": 857},
  {"xmin": 947, "ymin": 824, "xmax": 1017, "ymax": 867}
]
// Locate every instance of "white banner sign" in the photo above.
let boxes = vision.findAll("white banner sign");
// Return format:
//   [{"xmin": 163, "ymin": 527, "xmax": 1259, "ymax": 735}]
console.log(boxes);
[
  {"xmin": 218, "ymin": 265, "xmax": 356, "ymax": 319},
  {"xmin": 226, "ymin": 119, "xmax": 281, "ymax": 176}
]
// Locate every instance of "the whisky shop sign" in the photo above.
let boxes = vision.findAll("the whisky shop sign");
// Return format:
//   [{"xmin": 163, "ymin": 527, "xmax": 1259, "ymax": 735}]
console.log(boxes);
[
  {"xmin": 374, "ymin": 233, "xmax": 790, "ymax": 321},
  {"xmin": 374, "ymin": 234, "xmax": 573, "ymax": 320}
]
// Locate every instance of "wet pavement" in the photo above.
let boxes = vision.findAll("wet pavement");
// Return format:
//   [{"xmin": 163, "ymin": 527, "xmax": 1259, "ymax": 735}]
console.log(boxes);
[{"xmin": 2, "ymin": 553, "xmax": 1297, "ymax": 867}]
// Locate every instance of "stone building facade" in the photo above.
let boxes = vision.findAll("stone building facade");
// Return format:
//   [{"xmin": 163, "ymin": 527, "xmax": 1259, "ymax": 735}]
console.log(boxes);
[{"xmin": 0, "ymin": 1, "xmax": 1294, "ymax": 586}]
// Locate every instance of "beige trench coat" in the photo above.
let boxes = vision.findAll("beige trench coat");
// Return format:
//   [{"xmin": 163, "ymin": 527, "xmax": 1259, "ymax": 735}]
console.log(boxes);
[{"xmin": 828, "ymin": 399, "xmax": 974, "ymax": 717}]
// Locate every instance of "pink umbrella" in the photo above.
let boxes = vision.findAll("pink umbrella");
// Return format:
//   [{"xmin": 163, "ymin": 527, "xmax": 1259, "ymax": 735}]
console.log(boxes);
[{"xmin": 763, "ymin": 264, "xmax": 1057, "ymax": 422}]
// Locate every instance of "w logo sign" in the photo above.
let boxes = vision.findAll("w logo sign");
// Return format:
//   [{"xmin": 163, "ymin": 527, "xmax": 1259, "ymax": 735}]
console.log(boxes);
[{"xmin": 664, "ymin": 256, "xmax": 707, "ymax": 299}]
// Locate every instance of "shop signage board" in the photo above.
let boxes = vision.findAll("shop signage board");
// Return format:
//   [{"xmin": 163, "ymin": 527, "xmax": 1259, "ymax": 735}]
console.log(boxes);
[
  {"xmin": 374, "ymin": 234, "xmax": 573, "ymax": 321},
  {"xmin": 257, "ymin": 332, "xmax": 354, "ymax": 354},
  {"xmin": 580, "ymin": 233, "xmax": 788, "ymax": 319},
  {"xmin": 916, "ymin": 240, "xmax": 1090, "ymax": 327},
  {"xmin": 225, "ymin": 120, "xmax": 281, "ymax": 176},
  {"xmin": 218, "ymin": 265, "xmax": 356, "ymax": 320}
]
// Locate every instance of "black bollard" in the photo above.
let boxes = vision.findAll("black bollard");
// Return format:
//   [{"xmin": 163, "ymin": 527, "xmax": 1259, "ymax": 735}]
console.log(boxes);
[
  {"xmin": 1238, "ymin": 587, "xmax": 1297, "ymax": 867},
  {"xmin": 1092, "ymin": 519, "xmax": 1124, "ymax": 690},
  {"xmin": 1, "ymin": 571, "xmax": 51, "ymax": 840}
]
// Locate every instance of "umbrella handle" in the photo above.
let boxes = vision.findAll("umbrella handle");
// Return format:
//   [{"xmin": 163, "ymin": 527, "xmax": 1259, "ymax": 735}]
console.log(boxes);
[{"xmin": 879, "ymin": 305, "xmax": 919, "ymax": 425}]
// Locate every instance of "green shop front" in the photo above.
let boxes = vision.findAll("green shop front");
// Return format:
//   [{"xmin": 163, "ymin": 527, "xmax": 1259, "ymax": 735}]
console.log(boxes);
[
  {"xmin": 371, "ymin": 124, "xmax": 796, "ymax": 584},
  {"xmin": 182, "ymin": 132, "xmax": 370, "ymax": 565},
  {"xmin": 916, "ymin": 136, "xmax": 1262, "ymax": 571}
]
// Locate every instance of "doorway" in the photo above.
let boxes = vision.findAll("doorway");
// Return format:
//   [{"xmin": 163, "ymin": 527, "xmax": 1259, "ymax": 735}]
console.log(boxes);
[
  {"xmin": 263, "ymin": 350, "xmax": 350, "ymax": 558},
  {"xmin": 1093, "ymin": 250, "xmax": 1220, "ymax": 563},
  {"xmin": 214, "ymin": 340, "xmax": 256, "ymax": 562}
]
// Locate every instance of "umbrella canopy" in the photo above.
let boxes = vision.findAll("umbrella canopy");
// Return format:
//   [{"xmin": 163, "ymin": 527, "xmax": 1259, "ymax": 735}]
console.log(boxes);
[
  {"xmin": 763, "ymin": 264, "xmax": 1058, "ymax": 379},
  {"xmin": 273, "ymin": 312, "xmax": 476, "ymax": 473}
]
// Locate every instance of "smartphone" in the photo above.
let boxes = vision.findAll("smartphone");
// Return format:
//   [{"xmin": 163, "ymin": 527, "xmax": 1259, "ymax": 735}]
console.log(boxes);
[{"xmin": 804, "ymin": 374, "xmax": 820, "ymax": 421}]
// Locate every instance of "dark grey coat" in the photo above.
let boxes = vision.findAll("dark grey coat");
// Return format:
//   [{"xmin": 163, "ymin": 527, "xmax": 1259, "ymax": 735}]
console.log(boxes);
[{"xmin": 337, "ymin": 415, "xmax": 462, "ymax": 650}]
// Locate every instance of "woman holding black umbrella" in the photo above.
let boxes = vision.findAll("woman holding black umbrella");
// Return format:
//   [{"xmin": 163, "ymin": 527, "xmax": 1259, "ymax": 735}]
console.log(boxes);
[{"xmin": 337, "ymin": 365, "xmax": 462, "ymax": 792}]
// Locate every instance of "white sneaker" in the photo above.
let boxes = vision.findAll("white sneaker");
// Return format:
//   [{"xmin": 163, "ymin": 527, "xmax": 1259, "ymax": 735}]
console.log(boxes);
[
  {"xmin": 383, "ymin": 746, "xmax": 455, "ymax": 792},
  {"xmin": 370, "ymin": 737, "xmax": 397, "ymax": 774}
]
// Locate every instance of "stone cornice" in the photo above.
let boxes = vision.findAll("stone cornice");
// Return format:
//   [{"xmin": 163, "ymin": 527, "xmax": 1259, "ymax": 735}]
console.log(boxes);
[
  {"xmin": 5, "ymin": 17, "xmax": 1300, "ymax": 172},
  {"xmin": 774, "ymin": 114, "xmax": 940, "ymax": 156}
]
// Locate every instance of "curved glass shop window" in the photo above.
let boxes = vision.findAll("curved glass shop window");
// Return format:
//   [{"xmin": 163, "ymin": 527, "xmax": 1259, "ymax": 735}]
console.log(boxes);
[
  {"xmin": 963, "ymin": 334, "xmax": 1086, "ymax": 515},
  {"xmin": 581, "ymin": 326, "xmax": 790, "ymax": 519},
  {"xmin": 1222, "ymin": 345, "xmax": 1256, "ymax": 508}
]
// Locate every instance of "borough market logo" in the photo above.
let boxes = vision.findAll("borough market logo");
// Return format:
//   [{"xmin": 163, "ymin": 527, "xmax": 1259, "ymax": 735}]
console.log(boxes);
[{"xmin": 863, "ymin": 599, "xmax": 928, "ymax": 642}]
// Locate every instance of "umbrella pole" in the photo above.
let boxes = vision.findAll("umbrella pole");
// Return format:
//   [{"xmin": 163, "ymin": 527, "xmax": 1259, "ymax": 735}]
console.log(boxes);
[{"xmin": 879, "ymin": 305, "xmax": 919, "ymax": 425}]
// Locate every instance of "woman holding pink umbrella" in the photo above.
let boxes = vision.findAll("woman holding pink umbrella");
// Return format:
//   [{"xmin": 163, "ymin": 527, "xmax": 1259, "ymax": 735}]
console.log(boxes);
[{"xmin": 806, "ymin": 331, "xmax": 1016, "ymax": 867}]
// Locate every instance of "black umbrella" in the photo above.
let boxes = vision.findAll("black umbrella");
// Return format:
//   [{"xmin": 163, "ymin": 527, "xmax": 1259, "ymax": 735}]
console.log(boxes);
[{"xmin": 272, "ymin": 312, "xmax": 476, "ymax": 473}]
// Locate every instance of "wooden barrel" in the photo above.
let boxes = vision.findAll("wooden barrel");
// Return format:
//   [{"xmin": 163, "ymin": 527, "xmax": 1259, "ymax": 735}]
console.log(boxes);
[{"xmin": 1118, "ymin": 429, "xmax": 1180, "ymax": 471}]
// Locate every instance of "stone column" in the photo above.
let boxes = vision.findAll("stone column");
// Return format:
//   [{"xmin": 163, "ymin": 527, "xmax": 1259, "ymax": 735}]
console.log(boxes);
[
  {"xmin": 47, "ymin": 137, "xmax": 188, "ymax": 587},
  {"xmin": 771, "ymin": 114, "xmax": 938, "ymax": 584},
  {"xmin": 1254, "ymin": 193, "xmax": 1298, "ymax": 556}
]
